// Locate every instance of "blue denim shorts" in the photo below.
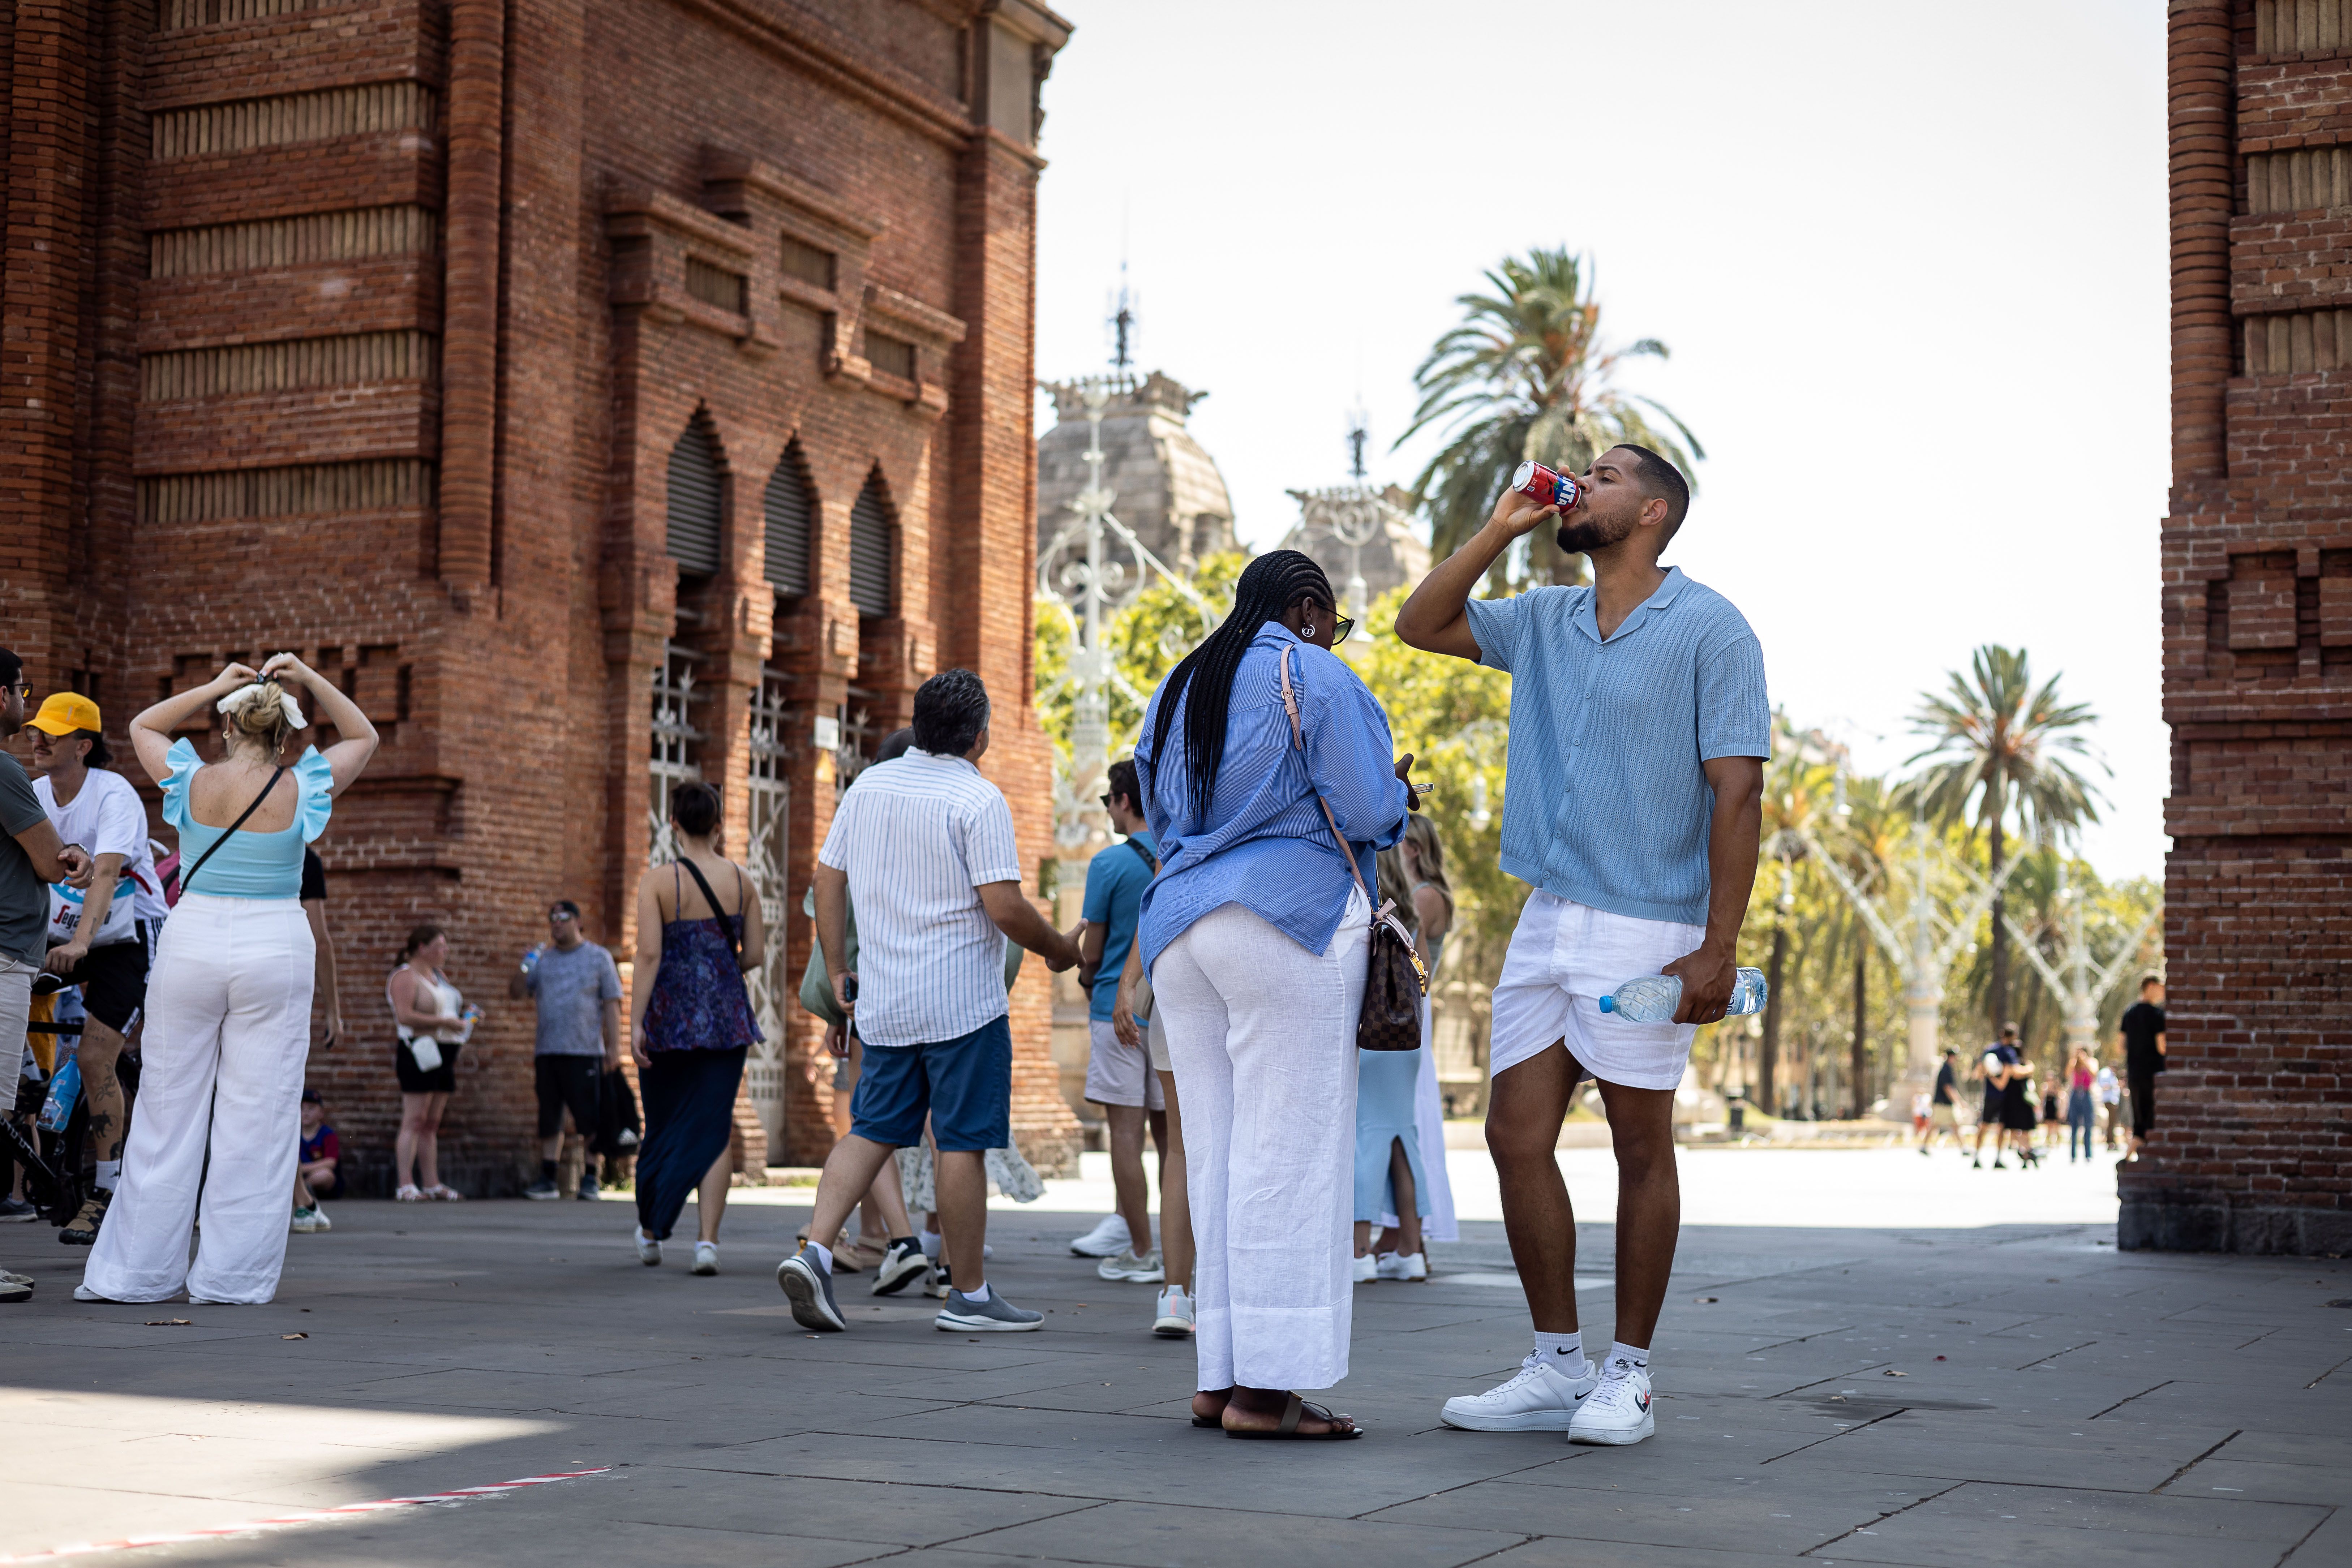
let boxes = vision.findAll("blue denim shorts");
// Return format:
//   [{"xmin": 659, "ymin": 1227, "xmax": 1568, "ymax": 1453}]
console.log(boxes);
[{"xmin": 850, "ymin": 1014, "xmax": 1012, "ymax": 1152}]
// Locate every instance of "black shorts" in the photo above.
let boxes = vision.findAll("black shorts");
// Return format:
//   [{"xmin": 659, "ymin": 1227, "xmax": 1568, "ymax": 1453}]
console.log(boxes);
[
  {"xmin": 2129, "ymin": 1070, "xmax": 2157, "ymax": 1138},
  {"xmin": 535, "ymin": 1054, "xmax": 602, "ymax": 1139},
  {"xmin": 75, "ymin": 929, "xmax": 150, "ymax": 1034},
  {"xmin": 394, "ymin": 1038, "xmax": 462, "ymax": 1095}
]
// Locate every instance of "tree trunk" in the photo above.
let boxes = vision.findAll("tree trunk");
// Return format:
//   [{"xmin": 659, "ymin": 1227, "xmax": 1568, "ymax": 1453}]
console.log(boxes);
[
  {"xmin": 1986, "ymin": 788, "xmax": 2008, "ymax": 1036},
  {"xmin": 1760, "ymin": 921, "xmax": 1787, "ymax": 1114},
  {"xmin": 1850, "ymin": 946, "xmax": 1869, "ymax": 1119}
]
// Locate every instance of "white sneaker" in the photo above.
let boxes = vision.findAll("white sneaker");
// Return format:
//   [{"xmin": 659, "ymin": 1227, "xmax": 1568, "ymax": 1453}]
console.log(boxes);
[
  {"xmin": 1374, "ymin": 1250, "xmax": 1427, "ymax": 1282},
  {"xmin": 308, "ymin": 1204, "xmax": 331, "ymax": 1233},
  {"xmin": 1152, "ymin": 1285, "xmax": 1195, "ymax": 1337},
  {"xmin": 1068, "ymin": 1214, "xmax": 1130, "ymax": 1258},
  {"xmin": 692, "ymin": 1241, "xmax": 719, "ymax": 1276},
  {"xmin": 1570, "ymin": 1359, "xmax": 1655, "ymax": 1445},
  {"xmin": 634, "ymin": 1227, "xmax": 662, "ymax": 1267},
  {"xmin": 1351, "ymin": 1252, "xmax": 1377, "ymax": 1283},
  {"xmin": 1096, "ymin": 1249, "xmax": 1164, "ymax": 1283},
  {"xmin": 1441, "ymin": 1352, "xmax": 1600, "ymax": 1432},
  {"xmin": 289, "ymin": 1207, "xmax": 321, "ymax": 1234}
]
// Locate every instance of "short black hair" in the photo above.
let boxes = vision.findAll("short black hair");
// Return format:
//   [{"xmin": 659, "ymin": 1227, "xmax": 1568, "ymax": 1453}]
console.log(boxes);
[
  {"xmin": 0, "ymin": 649, "xmax": 19, "ymax": 686},
  {"xmin": 1609, "ymin": 444, "xmax": 1691, "ymax": 545},
  {"xmin": 1105, "ymin": 756, "xmax": 1141, "ymax": 815},
  {"xmin": 550, "ymin": 898, "xmax": 581, "ymax": 920},
  {"xmin": 70, "ymin": 728, "xmax": 111, "ymax": 769},
  {"xmin": 670, "ymin": 781, "xmax": 721, "ymax": 837},
  {"xmin": 912, "ymin": 669, "xmax": 990, "ymax": 756},
  {"xmin": 876, "ymin": 726, "xmax": 917, "ymax": 765},
  {"xmin": 2140, "ymin": 973, "xmax": 2163, "ymax": 991}
]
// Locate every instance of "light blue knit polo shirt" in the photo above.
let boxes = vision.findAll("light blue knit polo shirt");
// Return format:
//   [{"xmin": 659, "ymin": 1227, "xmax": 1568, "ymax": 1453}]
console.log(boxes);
[{"xmin": 1464, "ymin": 567, "xmax": 1770, "ymax": 925}]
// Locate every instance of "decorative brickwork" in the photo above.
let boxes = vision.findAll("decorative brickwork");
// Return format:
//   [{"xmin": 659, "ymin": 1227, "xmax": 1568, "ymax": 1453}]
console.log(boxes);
[
  {"xmin": 2125, "ymin": 1, "xmax": 2352, "ymax": 1254},
  {"xmin": 1, "ymin": 0, "xmax": 1081, "ymax": 1195}
]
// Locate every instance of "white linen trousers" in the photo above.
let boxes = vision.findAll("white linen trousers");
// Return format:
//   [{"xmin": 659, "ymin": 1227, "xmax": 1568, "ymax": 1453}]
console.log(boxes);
[
  {"xmin": 1155, "ymin": 887, "xmax": 1367, "ymax": 1393},
  {"xmin": 83, "ymin": 893, "xmax": 314, "ymax": 1304}
]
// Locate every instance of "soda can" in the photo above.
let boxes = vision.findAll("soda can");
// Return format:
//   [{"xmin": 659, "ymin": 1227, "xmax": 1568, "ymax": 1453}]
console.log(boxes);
[{"xmin": 1510, "ymin": 460, "xmax": 1582, "ymax": 512}]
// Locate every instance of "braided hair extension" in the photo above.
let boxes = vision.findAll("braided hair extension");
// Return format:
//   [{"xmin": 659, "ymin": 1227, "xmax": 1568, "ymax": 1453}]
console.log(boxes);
[{"xmin": 1149, "ymin": 549, "xmax": 1336, "ymax": 822}]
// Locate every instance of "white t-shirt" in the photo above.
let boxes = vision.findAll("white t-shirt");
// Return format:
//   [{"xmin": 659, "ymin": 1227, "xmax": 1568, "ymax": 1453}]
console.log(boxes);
[
  {"xmin": 817, "ymin": 748, "xmax": 1023, "ymax": 1049},
  {"xmin": 35, "ymin": 768, "xmax": 167, "ymax": 935}
]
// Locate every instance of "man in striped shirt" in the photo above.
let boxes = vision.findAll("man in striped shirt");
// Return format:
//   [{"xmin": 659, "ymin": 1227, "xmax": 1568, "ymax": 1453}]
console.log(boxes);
[
  {"xmin": 778, "ymin": 669, "xmax": 1083, "ymax": 1335},
  {"xmin": 1397, "ymin": 447, "xmax": 1768, "ymax": 1448}
]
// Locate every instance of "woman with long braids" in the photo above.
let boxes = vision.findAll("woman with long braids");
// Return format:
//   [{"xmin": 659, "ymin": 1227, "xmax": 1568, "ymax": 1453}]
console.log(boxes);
[{"xmin": 1134, "ymin": 550, "xmax": 1414, "ymax": 1440}]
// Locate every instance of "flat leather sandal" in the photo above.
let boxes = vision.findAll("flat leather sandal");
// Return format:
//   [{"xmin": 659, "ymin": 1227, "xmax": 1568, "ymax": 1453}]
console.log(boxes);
[{"xmin": 1224, "ymin": 1391, "xmax": 1361, "ymax": 1440}]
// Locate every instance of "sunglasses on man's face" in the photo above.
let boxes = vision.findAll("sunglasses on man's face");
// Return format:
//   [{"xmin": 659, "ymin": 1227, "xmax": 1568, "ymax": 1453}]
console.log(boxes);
[
  {"xmin": 549, "ymin": 911, "xmax": 577, "ymax": 924},
  {"xmin": 8, "ymin": 684, "xmax": 28, "ymax": 702}
]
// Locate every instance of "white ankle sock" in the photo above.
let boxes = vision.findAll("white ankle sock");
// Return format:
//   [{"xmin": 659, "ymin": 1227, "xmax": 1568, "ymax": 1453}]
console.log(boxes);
[
  {"xmin": 961, "ymin": 1280, "xmax": 991, "ymax": 1303},
  {"xmin": 1607, "ymin": 1339, "xmax": 1650, "ymax": 1374},
  {"xmin": 1534, "ymin": 1330, "xmax": 1583, "ymax": 1369},
  {"xmin": 809, "ymin": 1241, "xmax": 833, "ymax": 1273},
  {"xmin": 95, "ymin": 1160, "xmax": 120, "ymax": 1192},
  {"xmin": 919, "ymin": 1230, "xmax": 943, "ymax": 1260}
]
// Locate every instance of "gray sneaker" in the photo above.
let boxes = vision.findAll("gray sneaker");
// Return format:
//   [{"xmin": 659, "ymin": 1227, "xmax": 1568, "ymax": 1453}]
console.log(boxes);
[
  {"xmin": 936, "ymin": 1288, "xmax": 1042, "ymax": 1332},
  {"xmin": 777, "ymin": 1249, "xmax": 846, "ymax": 1331}
]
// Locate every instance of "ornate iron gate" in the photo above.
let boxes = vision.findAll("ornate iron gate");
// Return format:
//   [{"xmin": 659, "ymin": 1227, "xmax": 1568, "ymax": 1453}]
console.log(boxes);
[{"xmin": 743, "ymin": 664, "xmax": 794, "ymax": 1148}]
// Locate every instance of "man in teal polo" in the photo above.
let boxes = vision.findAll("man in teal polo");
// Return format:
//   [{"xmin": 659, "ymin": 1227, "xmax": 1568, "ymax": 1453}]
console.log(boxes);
[{"xmin": 1396, "ymin": 446, "xmax": 1767, "ymax": 1447}]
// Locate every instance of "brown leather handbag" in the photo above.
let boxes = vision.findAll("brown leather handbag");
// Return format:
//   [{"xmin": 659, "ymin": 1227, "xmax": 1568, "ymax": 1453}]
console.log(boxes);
[{"xmin": 1279, "ymin": 645, "xmax": 1428, "ymax": 1052}]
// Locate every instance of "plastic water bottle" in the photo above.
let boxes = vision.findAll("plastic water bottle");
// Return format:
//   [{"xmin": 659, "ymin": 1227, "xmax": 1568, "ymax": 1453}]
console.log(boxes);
[
  {"xmin": 37, "ymin": 1054, "xmax": 81, "ymax": 1132},
  {"xmin": 1597, "ymin": 968, "xmax": 1769, "ymax": 1022}
]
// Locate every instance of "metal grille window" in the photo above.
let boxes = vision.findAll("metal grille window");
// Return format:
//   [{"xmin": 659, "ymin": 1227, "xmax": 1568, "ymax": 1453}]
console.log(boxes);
[
  {"xmin": 648, "ymin": 643, "xmax": 705, "ymax": 865},
  {"xmin": 666, "ymin": 415, "xmax": 724, "ymax": 577},
  {"xmin": 848, "ymin": 471, "xmax": 895, "ymax": 619},
  {"xmin": 864, "ymin": 331, "xmax": 917, "ymax": 382},
  {"xmin": 684, "ymin": 257, "xmax": 748, "ymax": 315},
  {"xmin": 779, "ymin": 235, "xmax": 834, "ymax": 291},
  {"xmin": 763, "ymin": 444, "xmax": 813, "ymax": 597}
]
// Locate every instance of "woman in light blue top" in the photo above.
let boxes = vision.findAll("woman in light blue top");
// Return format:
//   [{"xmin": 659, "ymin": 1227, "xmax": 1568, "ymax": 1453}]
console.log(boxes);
[
  {"xmin": 1134, "ymin": 550, "xmax": 1414, "ymax": 1440},
  {"xmin": 80, "ymin": 656, "xmax": 377, "ymax": 1305}
]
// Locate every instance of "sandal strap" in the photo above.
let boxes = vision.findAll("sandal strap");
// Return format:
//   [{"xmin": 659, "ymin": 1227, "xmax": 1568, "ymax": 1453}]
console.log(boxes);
[{"xmin": 1278, "ymin": 1392, "xmax": 1303, "ymax": 1436}]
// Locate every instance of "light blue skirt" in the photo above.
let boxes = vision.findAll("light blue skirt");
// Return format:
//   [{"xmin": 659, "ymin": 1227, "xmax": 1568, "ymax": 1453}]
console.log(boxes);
[{"xmin": 1354, "ymin": 1045, "xmax": 1432, "ymax": 1222}]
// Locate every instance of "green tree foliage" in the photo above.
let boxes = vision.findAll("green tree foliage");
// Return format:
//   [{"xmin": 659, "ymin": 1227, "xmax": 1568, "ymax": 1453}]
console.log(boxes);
[{"xmin": 1399, "ymin": 247, "xmax": 1703, "ymax": 589}]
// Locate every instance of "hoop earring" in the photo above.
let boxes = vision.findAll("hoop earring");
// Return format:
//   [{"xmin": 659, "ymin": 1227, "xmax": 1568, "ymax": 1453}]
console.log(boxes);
[{"xmin": 1302, "ymin": 623, "xmax": 1316, "ymax": 638}]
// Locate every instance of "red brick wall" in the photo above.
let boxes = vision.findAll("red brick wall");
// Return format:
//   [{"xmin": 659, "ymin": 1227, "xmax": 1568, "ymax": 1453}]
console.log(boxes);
[
  {"xmin": 3, "ymin": 0, "xmax": 1081, "ymax": 1195},
  {"xmin": 2126, "ymin": 0, "xmax": 2352, "ymax": 1254}
]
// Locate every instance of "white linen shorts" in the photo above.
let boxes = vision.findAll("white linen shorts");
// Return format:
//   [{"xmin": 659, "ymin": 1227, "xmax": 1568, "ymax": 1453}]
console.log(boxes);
[
  {"xmin": 1489, "ymin": 890, "xmax": 1707, "ymax": 1091},
  {"xmin": 1087, "ymin": 1018, "xmax": 1164, "ymax": 1110}
]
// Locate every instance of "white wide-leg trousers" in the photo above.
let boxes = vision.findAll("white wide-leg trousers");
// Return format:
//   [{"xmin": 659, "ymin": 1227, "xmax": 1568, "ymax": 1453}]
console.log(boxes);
[
  {"xmin": 1155, "ymin": 889, "xmax": 1366, "ymax": 1393},
  {"xmin": 83, "ymin": 893, "xmax": 315, "ymax": 1305}
]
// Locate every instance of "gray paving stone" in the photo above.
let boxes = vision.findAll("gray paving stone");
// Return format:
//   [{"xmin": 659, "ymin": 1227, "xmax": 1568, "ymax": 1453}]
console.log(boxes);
[
  {"xmin": 1818, "ymin": 1481, "xmax": 2328, "ymax": 1568},
  {"xmin": 951, "ymin": 1498, "xmax": 1524, "ymax": 1567}
]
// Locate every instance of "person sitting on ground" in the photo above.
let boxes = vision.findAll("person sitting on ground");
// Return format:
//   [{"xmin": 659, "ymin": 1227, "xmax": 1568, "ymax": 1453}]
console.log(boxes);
[
  {"xmin": 1075, "ymin": 756, "xmax": 1167, "ymax": 1287},
  {"xmin": 511, "ymin": 899, "xmax": 623, "ymax": 1202},
  {"xmin": 292, "ymin": 1088, "xmax": 341, "ymax": 1233},
  {"xmin": 777, "ymin": 669, "xmax": 1082, "ymax": 1336}
]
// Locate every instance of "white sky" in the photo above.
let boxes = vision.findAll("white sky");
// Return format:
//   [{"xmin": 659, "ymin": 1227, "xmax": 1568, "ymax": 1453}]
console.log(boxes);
[{"xmin": 1034, "ymin": 0, "xmax": 2169, "ymax": 880}]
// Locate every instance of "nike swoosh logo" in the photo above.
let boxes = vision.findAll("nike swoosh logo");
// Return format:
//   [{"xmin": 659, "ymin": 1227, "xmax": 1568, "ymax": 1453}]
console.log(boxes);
[{"xmin": 1574, "ymin": 1388, "xmax": 1590, "ymax": 1400}]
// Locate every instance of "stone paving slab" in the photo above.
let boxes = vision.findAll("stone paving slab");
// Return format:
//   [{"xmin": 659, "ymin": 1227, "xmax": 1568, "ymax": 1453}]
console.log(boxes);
[{"xmin": 1, "ymin": 1170, "xmax": 2347, "ymax": 1567}]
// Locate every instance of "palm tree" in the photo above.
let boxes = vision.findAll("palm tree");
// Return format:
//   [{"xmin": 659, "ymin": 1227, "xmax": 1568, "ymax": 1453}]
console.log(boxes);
[
  {"xmin": 1901, "ymin": 646, "xmax": 2106, "ymax": 1037},
  {"xmin": 1398, "ymin": 248, "xmax": 1704, "ymax": 587}
]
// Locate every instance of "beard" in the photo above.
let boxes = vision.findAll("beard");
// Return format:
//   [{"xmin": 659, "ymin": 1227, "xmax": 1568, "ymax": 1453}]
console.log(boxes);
[{"xmin": 1555, "ymin": 508, "xmax": 1636, "ymax": 555}]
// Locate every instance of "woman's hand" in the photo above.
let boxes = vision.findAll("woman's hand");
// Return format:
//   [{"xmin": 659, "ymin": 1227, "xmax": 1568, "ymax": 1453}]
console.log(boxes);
[
  {"xmin": 260, "ymin": 652, "xmax": 321, "ymax": 690},
  {"xmin": 631, "ymin": 1035, "xmax": 653, "ymax": 1069},
  {"xmin": 210, "ymin": 661, "xmax": 261, "ymax": 694}
]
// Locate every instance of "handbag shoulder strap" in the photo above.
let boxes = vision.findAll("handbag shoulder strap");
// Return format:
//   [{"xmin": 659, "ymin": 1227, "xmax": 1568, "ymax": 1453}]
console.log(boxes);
[
  {"xmin": 179, "ymin": 765, "xmax": 287, "ymax": 896},
  {"xmin": 1279, "ymin": 644, "xmax": 1375, "ymax": 920},
  {"xmin": 675, "ymin": 855, "xmax": 742, "ymax": 957}
]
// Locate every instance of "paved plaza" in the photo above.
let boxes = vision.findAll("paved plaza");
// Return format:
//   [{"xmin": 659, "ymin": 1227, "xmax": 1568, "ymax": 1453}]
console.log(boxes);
[{"xmin": 2, "ymin": 1148, "xmax": 2348, "ymax": 1567}]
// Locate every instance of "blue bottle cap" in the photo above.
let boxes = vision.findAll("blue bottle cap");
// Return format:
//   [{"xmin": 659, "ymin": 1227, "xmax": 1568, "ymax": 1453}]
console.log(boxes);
[{"xmin": 1597, "ymin": 995, "xmax": 1615, "ymax": 1013}]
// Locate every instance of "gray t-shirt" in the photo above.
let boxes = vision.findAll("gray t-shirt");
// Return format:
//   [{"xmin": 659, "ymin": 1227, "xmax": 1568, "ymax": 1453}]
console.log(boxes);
[
  {"xmin": 0, "ymin": 753, "xmax": 49, "ymax": 966},
  {"xmin": 524, "ymin": 939, "xmax": 622, "ymax": 1056}
]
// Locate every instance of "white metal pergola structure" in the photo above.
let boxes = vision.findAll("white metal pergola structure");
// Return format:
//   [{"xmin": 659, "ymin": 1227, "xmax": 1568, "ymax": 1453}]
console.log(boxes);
[
  {"xmin": 2001, "ymin": 858, "xmax": 2162, "ymax": 1059},
  {"xmin": 1034, "ymin": 373, "xmax": 1214, "ymax": 852}
]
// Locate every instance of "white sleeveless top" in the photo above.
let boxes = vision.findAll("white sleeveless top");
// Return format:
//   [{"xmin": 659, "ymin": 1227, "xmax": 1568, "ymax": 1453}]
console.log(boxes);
[{"xmin": 391, "ymin": 967, "xmax": 465, "ymax": 1044}]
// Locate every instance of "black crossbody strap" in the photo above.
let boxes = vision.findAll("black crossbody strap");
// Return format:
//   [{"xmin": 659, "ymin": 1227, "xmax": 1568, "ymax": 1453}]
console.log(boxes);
[
  {"xmin": 1122, "ymin": 836, "xmax": 1159, "ymax": 875},
  {"xmin": 675, "ymin": 856, "xmax": 741, "ymax": 957},
  {"xmin": 179, "ymin": 766, "xmax": 287, "ymax": 896}
]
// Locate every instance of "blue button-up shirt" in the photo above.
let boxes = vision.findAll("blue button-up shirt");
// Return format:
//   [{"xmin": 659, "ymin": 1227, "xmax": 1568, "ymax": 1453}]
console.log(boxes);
[
  {"xmin": 1464, "ymin": 567, "xmax": 1770, "ymax": 926},
  {"xmin": 1134, "ymin": 628, "xmax": 1412, "ymax": 974}
]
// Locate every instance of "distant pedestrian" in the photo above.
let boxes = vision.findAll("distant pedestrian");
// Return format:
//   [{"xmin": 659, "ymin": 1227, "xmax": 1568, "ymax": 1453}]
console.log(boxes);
[
  {"xmin": 1973, "ymin": 1026, "xmax": 2022, "ymax": 1170},
  {"xmin": 777, "ymin": 670, "xmax": 1081, "ymax": 1335},
  {"xmin": 1919, "ymin": 1048, "xmax": 1960, "ymax": 1154},
  {"xmin": 631, "ymin": 783, "xmax": 765, "ymax": 1276},
  {"xmin": 2117, "ymin": 975, "xmax": 2165, "ymax": 1161},
  {"xmin": 292, "ymin": 1088, "xmax": 340, "ymax": 1233},
  {"xmin": 2065, "ymin": 1045, "xmax": 2099, "ymax": 1163},
  {"xmin": 389, "ymin": 924, "xmax": 473, "ymax": 1201},
  {"xmin": 1076, "ymin": 756, "xmax": 1166, "ymax": 1287},
  {"xmin": 81, "ymin": 656, "xmax": 377, "ymax": 1305},
  {"xmin": 511, "ymin": 900, "xmax": 621, "ymax": 1202},
  {"xmin": 1137, "ymin": 551, "xmax": 1412, "ymax": 1438},
  {"xmin": 2095, "ymin": 1060, "xmax": 2122, "ymax": 1150}
]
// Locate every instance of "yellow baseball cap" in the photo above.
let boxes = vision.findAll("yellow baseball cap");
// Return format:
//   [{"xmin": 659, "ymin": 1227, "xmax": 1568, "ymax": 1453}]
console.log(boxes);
[{"xmin": 27, "ymin": 692, "xmax": 100, "ymax": 736}]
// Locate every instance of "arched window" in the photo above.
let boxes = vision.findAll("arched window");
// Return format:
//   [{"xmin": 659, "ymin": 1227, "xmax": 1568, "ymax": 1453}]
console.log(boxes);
[
  {"xmin": 848, "ymin": 469, "xmax": 895, "ymax": 619},
  {"xmin": 665, "ymin": 413, "xmax": 724, "ymax": 577},
  {"xmin": 763, "ymin": 442, "xmax": 813, "ymax": 598}
]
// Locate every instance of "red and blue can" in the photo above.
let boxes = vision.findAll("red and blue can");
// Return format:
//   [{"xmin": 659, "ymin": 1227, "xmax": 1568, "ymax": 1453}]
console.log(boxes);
[{"xmin": 1510, "ymin": 460, "xmax": 1582, "ymax": 512}]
